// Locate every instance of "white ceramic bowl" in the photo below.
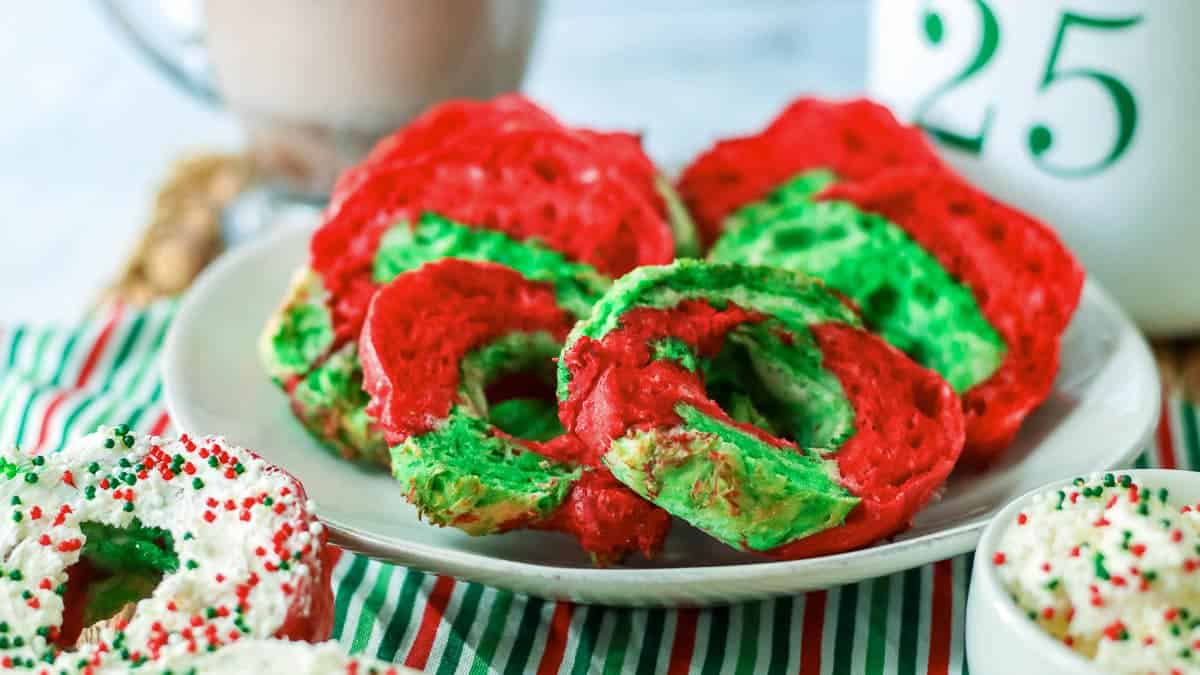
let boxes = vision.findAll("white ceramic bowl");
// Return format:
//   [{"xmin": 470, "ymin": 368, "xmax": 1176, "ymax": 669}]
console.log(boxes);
[{"xmin": 967, "ymin": 469, "xmax": 1200, "ymax": 675}]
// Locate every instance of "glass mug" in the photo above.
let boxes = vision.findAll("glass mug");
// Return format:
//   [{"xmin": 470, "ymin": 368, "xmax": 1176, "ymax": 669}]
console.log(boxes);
[
  {"xmin": 867, "ymin": 0, "xmax": 1200, "ymax": 335},
  {"xmin": 101, "ymin": 0, "xmax": 544, "ymax": 197}
]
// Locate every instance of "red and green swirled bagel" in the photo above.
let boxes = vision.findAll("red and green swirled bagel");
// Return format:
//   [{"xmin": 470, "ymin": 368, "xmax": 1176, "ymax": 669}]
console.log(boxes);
[
  {"xmin": 0, "ymin": 427, "xmax": 335, "ymax": 672},
  {"xmin": 314, "ymin": 98, "xmax": 690, "ymax": 349},
  {"xmin": 707, "ymin": 166, "xmax": 1083, "ymax": 463},
  {"xmin": 260, "ymin": 212, "xmax": 616, "ymax": 466},
  {"xmin": 331, "ymin": 95, "xmax": 696, "ymax": 255},
  {"xmin": 677, "ymin": 97, "xmax": 946, "ymax": 250},
  {"xmin": 359, "ymin": 259, "xmax": 669, "ymax": 563},
  {"xmin": 557, "ymin": 261, "xmax": 965, "ymax": 558}
]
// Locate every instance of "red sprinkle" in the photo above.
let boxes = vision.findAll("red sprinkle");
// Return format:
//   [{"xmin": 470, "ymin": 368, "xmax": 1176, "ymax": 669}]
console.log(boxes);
[
  {"xmin": 1017, "ymin": 513, "xmax": 1028, "ymax": 525},
  {"xmin": 203, "ymin": 511, "xmax": 216, "ymax": 523},
  {"xmin": 60, "ymin": 470, "xmax": 74, "ymax": 487},
  {"xmin": 1130, "ymin": 544, "xmax": 1147, "ymax": 557},
  {"xmin": 1101, "ymin": 620, "xmax": 1125, "ymax": 641},
  {"xmin": 1172, "ymin": 529, "xmax": 1184, "ymax": 543}
]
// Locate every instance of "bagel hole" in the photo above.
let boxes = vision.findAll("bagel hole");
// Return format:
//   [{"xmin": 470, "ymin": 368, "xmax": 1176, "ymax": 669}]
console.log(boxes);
[
  {"xmin": 462, "ymin": 333, "xmax": 565, "ymax": 442},
  {"xmin": 701, "ymin": 326, "xmax": 851, "ymax": 449},
  {"xmin": 484, "ymin": 368, "xmax": 563, "ymax": 441},
  {"xmin": 57, "ymin": 520, "xmax": 178, "ymax": 647}
]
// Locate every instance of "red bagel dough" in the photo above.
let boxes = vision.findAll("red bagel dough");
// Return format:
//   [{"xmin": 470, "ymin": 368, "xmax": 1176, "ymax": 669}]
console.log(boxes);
[
  {"xmin": 312, "ymin": 126, "xmax": 674, "ymax": 346},
  {"xmin": 677, "ymin": 97, "xmax": 945, "ymax": 250},
  {"xmin": 358, "ymin": 259, "xmax": 575, "ymax": 443}
]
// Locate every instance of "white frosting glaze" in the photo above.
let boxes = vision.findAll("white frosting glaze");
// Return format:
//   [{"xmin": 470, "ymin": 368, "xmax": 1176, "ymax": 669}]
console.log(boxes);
[
  {"xmin": 0, "ymin": 427, "xmax": 331, "ymax": 672},
  {"xmin": 995, "ymin": 473, "xmax": 1200, "ymax": 674}
]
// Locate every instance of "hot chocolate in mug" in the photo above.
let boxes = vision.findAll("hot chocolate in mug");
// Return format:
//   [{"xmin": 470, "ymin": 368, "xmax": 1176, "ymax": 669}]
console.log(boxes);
[
  {"xmin": 868, "ymin": 0, "xmax": 1200, "ymax": 335},
  {"xmin": 101, "ymin": 0, "xmax": 543, "ymax": 197}
]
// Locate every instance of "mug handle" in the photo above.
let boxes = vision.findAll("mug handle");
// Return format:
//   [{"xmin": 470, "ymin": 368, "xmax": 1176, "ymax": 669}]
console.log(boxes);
[{"xmin": 97, "ymin": 0, "xmax": 221, "ymax": 105}]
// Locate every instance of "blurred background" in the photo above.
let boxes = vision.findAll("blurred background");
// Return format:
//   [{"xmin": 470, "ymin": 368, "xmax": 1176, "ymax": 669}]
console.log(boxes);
[{"xmin": 0, "ymin": 0, "xmax": 866, "ymax": 321}]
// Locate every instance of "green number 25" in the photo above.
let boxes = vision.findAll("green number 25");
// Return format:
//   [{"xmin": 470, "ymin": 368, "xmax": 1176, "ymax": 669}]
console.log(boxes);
[{"xmin": 914, "ymin": 2, "xmax": 1142, "ymax": 177}]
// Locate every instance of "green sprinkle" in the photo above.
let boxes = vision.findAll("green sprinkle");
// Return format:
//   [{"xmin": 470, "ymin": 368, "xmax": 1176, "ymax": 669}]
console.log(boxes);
[
  {"xmin": 186, "ymin": 560, "xmax": 199, "ymax": 570},
  {"xmin": 1144, "ymin": 570, "xmax": 1158, "ymax": 582},
  {"xmin": 183, "ymin": 532, "xmax": 195, "ymax": 541},
  {"xmin": 122, "ymin": 435, "xmax": 134, "ymax": 447},
  {"xmin": 122, "ymin": 502, "xmax": 135, "ymax": 513},
  {"xmin": 10, "ymin": 512, "xmax": 20, "ymax": 523},
  {"xmin": 1093, "ymin": 552, "xmax": 1110, "ymax": 580},
  {"xmin": 118, "ymin": 458, "xmax": 131, "ymax": 468},
  {"xmin": 233, "ymin": 463, "xmax": 245, "ymax": 475},
  {"xmin": 103, "ymin": 438, "xmax": 115, "ymax": 449},
  {"xmin": 31, "ymin": 456, "xmax": 44, "ymax": 467},
  {"xmin": 1159, "ymin": 488, "xmax": 1170, "ymax": 503},
  {"xmin": 87, "ymin": 462, "xmax": 100, "ymax": 474},
  {"xmin": 1045, "ymin": 578, "xmax": 1060, "ymax": 590},
  {"xmin": 1073, "ymin": 477, "xmax": 1085, "ymax": 487},
  {"xmin": 1103, "ymin": 473, "xmax": 1115, "ymax": 487},
  {"xmin": 208, "ymin": 456, "xmax": 220, "ymax": 468},
  {"xmin": 115, "ymin": 424, "xmax": 129, "ymax": 436},
  {"xmin": 23, "ymin": 473, "xmax": 37, "ymax": 484},
  {"xmin": 84, "ymin": 485, "xmax": 96, "ymax": 500},
  {"xmin": 7, "ymin": 496, "xmax": 17, "ymax": 506},
  {"xmin": 205, "ymin": 607, "xmax": 218, "ymax": 619},
  {"xmin": 1119, "ymin": 475, "xmax": 1132, "ymax": 487},
  {"xmin": 192, "ymin": 478, "xmax": 204, "ymax": 490},
  {"xmin": 1138, "ymin": 502, "xmax": 1151, "ymax": 516}
]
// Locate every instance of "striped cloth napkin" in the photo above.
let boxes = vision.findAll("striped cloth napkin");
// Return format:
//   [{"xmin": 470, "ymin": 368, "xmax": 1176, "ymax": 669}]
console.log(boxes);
[{"xmin": 0, "ymin": 301, "xmax": 1182, "ymax": 675}]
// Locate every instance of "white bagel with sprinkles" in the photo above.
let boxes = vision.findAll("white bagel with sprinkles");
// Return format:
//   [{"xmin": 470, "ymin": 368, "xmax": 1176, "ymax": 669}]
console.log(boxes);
[
  {"xmin": 99, "ymin": 639, "xmax": 416, "ymax": 675},
  {"xmin": 0, "ymin": 425, "xmax": 335, "ymax": 673}
]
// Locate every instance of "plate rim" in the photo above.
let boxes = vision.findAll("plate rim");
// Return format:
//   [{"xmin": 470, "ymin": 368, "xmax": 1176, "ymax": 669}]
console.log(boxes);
[{"xmin": 162, "ymin": 223, "xmax": 1160, "ymax": 605}]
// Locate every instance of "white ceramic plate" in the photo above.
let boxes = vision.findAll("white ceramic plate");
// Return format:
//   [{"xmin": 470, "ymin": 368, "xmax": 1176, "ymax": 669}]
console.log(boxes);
[{"xmin": 163, "ymin": 222, "xmax": 1160, "ymax": 607}]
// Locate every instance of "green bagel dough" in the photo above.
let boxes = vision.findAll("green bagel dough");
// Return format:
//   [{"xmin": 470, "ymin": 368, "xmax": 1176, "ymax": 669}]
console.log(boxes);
[
  {"xmin": 710, "ymin": 170, "xmax": 1005, "ymax": 393},
  {"xmin": 289, "ymin": 343, "xmax": 389, "ymax": 466},
  {"xmin": 373, "ymin": 212, "xmax": 611, "ymax": 318},
  {"xmin": 259, "ymin": 268, "xmax": 334, "ymax": 385},
  {"xmin": 78, "ymin": 519, "xmax": 178, "ymax": 628},
  {"xmin": 392, "ymin": 331, "xmax": 579, "ymax": 535},
  {"xmin": 560, "ymin": 261, "xmax": 864, "ymax": 547},
  {"xmin": 606, "ymin": 405, "xmax": 857, "ymax": 550},
  {"xmin": 487, "ymin": 398, "xmax": 564, "ymax": 442}
]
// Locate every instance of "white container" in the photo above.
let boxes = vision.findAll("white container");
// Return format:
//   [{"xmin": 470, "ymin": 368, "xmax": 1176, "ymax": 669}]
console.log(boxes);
[
  {"xmin": 867, "ymin": 0, "xmax": 1200, "ymax": 335},
  {"xmin": 967, "ymin": 469, "xmax": 1200, "ymax": 675}
]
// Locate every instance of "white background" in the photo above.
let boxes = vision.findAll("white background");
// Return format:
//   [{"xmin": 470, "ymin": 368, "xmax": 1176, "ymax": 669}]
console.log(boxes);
[{"xmin": 0, "ymin": 1, "xmax": 867, "ymax": 323}]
